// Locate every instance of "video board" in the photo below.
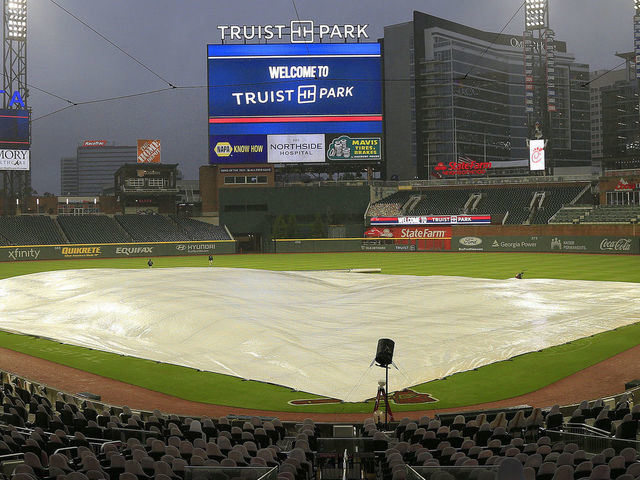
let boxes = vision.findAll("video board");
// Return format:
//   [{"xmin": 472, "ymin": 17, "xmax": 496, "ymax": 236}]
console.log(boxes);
[
  {"xmin": 0, "ymin": 108, "xmax": 30, "ymax": 171},
  {"xmin": 0, "ymin": 108, "xmax": 29, "ymax": 149},
  {"xmin": 207, "ymin": 43, "xmax": 382, "ymax": 165}
]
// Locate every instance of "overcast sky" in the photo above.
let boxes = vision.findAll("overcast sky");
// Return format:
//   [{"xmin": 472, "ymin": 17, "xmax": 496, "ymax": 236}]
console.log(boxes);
[{"xmin": 23, "ymin": 0, "xmax": 635, "ymax": 194}]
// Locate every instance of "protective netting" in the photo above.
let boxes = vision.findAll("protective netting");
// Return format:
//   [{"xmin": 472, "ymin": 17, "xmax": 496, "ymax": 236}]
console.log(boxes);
[{"xmin": 0, "ymin": 268, "xmax": 638, "ymax": 402}]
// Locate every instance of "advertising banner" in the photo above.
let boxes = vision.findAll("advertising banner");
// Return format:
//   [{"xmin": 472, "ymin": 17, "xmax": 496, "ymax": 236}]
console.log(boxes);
[
  {"xmin": 0, "ymin": 149, "xmax": 29, "ymax": 170},
  {"xmin": 267, "ymin": 134, "xmax": 325, "ymax": 163},
  {"xmin": 452, "ymin": 236, "xmax": 638, "ymax": 254},
  {"xmin": 326, "ymin": 134, "xmax": 382, "ymax": 161},
  {"xmin": 0, "ymin": 241, "xmax": 236, "ymax": 262},
  {"xmin": 370, "ymin": 215, "xmax": 491, "ymax": 226},
  {"xmin": 529, "ymin": 139, "xmax": 545, "ymax": 171},
  {"xmin": 82, "ymin": 140, "xmax": 107, "ymax": 147},
  {"xmin": 364, "ymin": 226, "xmax": 451, "ymax": 239},
  {"xmin": 210, "ymin": 135, "xmax": 268, "ymax": 164},
  {"xmin": 137, "ymin": 139, "xmax": 162, "ymax": 164}
]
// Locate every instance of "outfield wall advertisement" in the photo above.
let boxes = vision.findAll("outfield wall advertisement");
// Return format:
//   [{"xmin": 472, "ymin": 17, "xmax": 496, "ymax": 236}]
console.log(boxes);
[
  {"xmin": 452, "ymin": 235, "xmax": 638, "ymax": 254},
  {"xmin": 208, "ymin": 43, "xmax": 383, "ymax": 165},
  {"xmin": 0, "ymin": 241, "xmax": 236, "ymax": 262}
]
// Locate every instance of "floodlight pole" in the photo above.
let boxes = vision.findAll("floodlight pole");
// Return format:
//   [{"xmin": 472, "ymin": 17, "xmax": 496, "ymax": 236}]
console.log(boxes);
[{"xmin": 2, "ymin": 0, "xmax": 29, "ymax": 215}]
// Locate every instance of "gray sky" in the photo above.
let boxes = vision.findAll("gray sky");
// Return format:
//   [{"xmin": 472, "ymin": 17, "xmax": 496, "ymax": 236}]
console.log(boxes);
[{"xmin": 24, "ymin": 0, "xmax": 634, "ymax": 194}]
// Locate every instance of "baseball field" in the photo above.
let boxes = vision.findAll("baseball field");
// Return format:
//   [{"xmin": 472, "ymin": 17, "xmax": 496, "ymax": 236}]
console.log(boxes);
[{"xmin": 0, "ymin": 251, "xmax": 638, "ymax": 414}]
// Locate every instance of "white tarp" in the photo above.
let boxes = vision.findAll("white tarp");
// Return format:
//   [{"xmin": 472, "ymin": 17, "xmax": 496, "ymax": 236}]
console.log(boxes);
[{"xmin": 0, "ymin": 268, "xmax": 638, "ymax": 402}]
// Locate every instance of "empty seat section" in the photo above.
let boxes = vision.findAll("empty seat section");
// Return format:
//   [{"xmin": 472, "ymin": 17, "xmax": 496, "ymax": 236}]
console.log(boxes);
[
  {"xmin": 367, "ymin": 191, "xmax": 414, "ymax": 217},
  {"xmin": 169, "ymin": 216, "xmax": 232, "ymax": 241},
  {"xmin": 0, "ymin": 215, "xmax": 66, "ymax": 245},
  {"xmin": 57, "ymin": 215, "xmax": 132, "ymax": 244},
  {"xmin": 115, "ymin": 214, "xmax": 191, "ymax": 242}
]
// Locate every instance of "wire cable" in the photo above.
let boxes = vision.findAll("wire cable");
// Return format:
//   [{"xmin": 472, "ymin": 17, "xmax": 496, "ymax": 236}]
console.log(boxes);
[
  {"xmin": 580, "ymin": 60, "xmax": 629, "ymax": 88},
  {"xmin": 458, "ymin": 0, "xmax": 526, "ymax": 81},
  {"xmin": 48, "ymin": 0, "xmax": 176, "ymax": 88}
]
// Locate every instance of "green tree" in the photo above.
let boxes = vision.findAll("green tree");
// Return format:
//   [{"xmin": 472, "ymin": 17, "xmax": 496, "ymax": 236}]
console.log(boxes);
[
  {"xmin": 272, "ymin": 215, "xmax": 287, "ymax": 239},
  {"xmin": 286, "ymin": 215, "xmax": 299, "ymax": 238},
  {"xmin": 311, "ymin": 214, "xmax": 326, "ymax": 238}
]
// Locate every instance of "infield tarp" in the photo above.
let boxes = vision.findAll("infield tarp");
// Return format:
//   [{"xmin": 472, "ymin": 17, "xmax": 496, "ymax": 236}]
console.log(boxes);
[{"xmin": 0, "ymin": 268, "xmax": 639, "ymax": 402}]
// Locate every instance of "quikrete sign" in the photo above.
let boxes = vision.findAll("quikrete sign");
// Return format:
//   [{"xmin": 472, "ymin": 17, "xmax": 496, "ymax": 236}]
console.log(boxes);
[{"xmin": 218, "ymin": 22, "xmax": 369, "ymax": 43}]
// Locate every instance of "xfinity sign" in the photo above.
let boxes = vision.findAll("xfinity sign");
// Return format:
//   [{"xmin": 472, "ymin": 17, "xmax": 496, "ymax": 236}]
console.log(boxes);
[{"xmin": 218, "ymin": 21, "xmax": 369, "ymax": 43}]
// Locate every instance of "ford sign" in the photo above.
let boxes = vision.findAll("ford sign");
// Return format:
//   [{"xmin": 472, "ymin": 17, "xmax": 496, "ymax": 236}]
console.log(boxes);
[{"xmin": 459, "ymin": 237, "xmax": 482, "ymax": 246}]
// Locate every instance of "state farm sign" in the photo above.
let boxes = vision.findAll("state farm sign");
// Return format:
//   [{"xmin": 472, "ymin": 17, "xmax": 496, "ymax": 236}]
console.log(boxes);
[
  {"xmin": 433, "ymin": 160, "xmax": 491, "ymax": 176},
  {"xmin": 364, "ymin": 226, "xmax": 451, "ymax": 239}
]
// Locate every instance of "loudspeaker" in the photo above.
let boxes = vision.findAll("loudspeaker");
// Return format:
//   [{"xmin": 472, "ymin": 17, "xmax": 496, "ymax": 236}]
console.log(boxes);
[{"xmin": 375, "ymin": 338, "xmax": 395, "ymax": 366}]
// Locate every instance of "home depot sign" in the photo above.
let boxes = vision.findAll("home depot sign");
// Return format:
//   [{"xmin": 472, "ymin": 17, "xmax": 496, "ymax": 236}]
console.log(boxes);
[{"xmin": 137, "ymin": 139, "xmax": 161, "ymax": 163}]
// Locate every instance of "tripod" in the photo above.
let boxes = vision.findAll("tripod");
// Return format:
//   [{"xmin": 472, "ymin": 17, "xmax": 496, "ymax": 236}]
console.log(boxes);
[{"xmin": 372, "ymin": 366, "xmax": 394, "ymax": 426}]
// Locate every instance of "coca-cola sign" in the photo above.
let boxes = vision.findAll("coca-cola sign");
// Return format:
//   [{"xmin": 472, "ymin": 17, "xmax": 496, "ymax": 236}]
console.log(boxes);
[{"xmin": 599, "ymin": 238, "xmax": 632, "ymax": 252}]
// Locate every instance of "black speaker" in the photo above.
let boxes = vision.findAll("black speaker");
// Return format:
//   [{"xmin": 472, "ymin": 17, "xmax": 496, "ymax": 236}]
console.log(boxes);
[{"xmin": 375, "ymin": 338, "xmax": 395, "ymax": 366}]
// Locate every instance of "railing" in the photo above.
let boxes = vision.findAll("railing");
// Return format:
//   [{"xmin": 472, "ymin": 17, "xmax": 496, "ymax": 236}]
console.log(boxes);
[
  {"xmin": 408, "ymin": 464, "xmax": 500, "ymax": 480},
  {"xmin": 184, "ymin": 466, "xmax": 277, "ymax": 480},
  {"xmin": 370, "ymin": 175, "xmax": 596, "ymax": 188},
  {"xmin": 545, "ymin": 425, "xmax": 640, "ymax": 454}
]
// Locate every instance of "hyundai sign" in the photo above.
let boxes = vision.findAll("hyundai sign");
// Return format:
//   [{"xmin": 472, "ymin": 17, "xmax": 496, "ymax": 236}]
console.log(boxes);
[{"xmin": 208, "ymin": 43, "xmax": 382, "ymax": 164}]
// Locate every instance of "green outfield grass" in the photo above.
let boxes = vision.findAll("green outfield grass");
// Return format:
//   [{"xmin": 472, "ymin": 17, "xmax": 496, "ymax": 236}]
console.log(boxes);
[{"xmin": 0, "ymin": 251, "xmax": 638, "ymax": 413}]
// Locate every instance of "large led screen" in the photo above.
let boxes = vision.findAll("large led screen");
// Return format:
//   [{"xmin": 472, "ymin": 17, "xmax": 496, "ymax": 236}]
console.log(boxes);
[
  {"xmin": 207, "ymin": 43, "xmax": 383, "ymax": 164},
  {"xmin": 0, "ymin": 108, "xmax": 29, "ymax": 149}
]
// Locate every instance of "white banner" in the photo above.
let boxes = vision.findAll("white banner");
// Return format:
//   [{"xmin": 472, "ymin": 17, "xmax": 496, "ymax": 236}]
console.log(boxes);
[
  {"xmin": 0, "ymin": 149, "xmax": 29, "ymax": 171},
  {"xmin": 267, "ymin": 134, "xmax": 325, "ymax": 163},
  {"xmin": 529, "ymin": 139, "xmax": 545, "ymax": 171}
]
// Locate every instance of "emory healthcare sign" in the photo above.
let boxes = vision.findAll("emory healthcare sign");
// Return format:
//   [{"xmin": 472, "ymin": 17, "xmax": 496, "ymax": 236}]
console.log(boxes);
[{"xmin": 0, "ymin": 149, "xmax": 29, "ymax": 170}]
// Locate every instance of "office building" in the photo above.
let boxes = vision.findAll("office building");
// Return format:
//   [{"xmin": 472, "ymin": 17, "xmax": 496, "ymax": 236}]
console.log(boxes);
[
  {"xmin": 60, "ymin": 144, "xmax": 136, "ymax": 196},
  {"xmin": 383, "ymin": 12, "xmax": 591, "ymax": 180}
]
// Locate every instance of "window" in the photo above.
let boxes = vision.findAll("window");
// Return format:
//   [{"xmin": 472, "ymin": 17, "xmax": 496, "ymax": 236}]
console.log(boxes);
[
  {"xmin": 125, "ymin": 178, "xmax": 144, "ymax": 188},
  {"xmin": 224, "ymin": 176, "xmax": 235, "ymax": 184},
  {"xmin": 147, "ymin": 178, "xmax": 164, "ymax": 187}
]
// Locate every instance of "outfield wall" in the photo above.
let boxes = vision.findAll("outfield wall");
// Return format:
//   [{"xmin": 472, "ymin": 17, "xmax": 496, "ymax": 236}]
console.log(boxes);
[
  {"xmin": 275, "ymin": 235, "xmax": 639, "ymax": 254},
  {"xmin": 0, "ymin": 240, "xmax": 237, "ymax": 262}
]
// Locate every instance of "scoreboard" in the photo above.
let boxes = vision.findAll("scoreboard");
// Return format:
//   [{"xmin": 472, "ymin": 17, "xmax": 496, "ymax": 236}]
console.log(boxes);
[{"xmin": 207, "ymin": 43, "xmax": 383, "ymax": 165}]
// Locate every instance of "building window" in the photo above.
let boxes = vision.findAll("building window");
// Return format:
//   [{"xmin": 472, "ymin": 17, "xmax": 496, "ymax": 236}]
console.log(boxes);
[{"xmin": 147, "ymin": 178, "xmax": 165, "ymax": 187}]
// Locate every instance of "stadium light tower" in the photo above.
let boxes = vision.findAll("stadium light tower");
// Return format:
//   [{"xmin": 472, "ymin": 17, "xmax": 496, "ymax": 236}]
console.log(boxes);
[
  {"xmin": 525, "ymin": 0, "xmax": 548, "ymax": 30},
  {"xmin": 524, "ymin": 0, "xmax": 553, "ymax": 174},
  {"xmin": 2, "ymin": 0, "xmax": 29, "ymax": 215}
]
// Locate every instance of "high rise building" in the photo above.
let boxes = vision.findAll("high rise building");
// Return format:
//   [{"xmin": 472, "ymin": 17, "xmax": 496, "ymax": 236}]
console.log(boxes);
[
  {"xmin": 59, "ymin": 144, "xmax": 136, "ymax": 196},
  {"xmin": 590, "ymin": 53, "xmax": 640, "ymax": 171},
  {"xmin": 383, "ymin": 12, "xmax": 591, "ymax": 180}
]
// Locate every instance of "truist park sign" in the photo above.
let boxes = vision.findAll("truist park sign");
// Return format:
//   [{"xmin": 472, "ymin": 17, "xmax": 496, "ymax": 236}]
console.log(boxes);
[{"xmin": 218, "ymin": 21, "xmax": 369, "ymax": 43}]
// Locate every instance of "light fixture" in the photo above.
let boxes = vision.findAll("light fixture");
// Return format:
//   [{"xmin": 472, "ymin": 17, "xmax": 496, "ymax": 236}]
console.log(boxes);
[
  {"xmin": 5, "ymin": 0, "xmax": 26, "ymax": 39},
  {"xmin": 525, "ymin": 0, "xmax": 548, "ymax": 30}
]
